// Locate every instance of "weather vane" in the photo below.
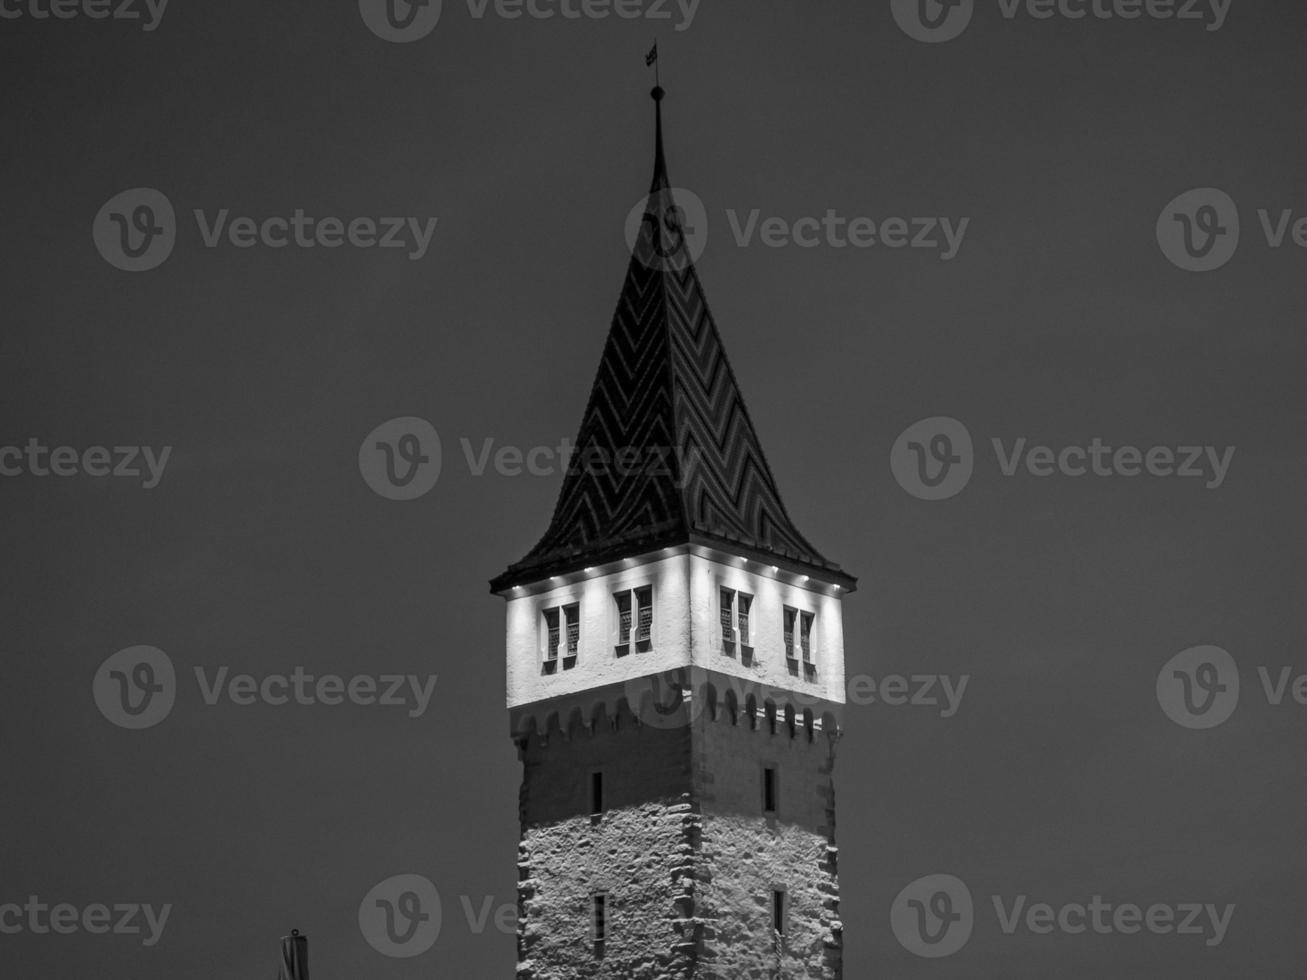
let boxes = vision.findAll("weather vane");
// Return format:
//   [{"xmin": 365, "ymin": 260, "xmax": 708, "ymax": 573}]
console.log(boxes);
[{"xmin": 646, "ymin": 41, "xmax": 660, "ymax": 91}]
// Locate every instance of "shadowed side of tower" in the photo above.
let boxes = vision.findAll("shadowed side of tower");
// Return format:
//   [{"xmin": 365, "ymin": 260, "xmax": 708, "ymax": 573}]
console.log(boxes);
[{"xmin": 492, "ymin": 86, "xmax": 853, "ymax": 980}]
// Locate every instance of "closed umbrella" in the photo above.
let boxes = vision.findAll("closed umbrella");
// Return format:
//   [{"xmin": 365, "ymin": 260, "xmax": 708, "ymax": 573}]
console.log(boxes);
[{"xmin": 277, "ymin": 929, "xmax": 309, "ymax": 980}]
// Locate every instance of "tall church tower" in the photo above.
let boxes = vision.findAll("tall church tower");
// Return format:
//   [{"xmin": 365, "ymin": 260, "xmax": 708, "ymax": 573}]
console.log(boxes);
[{"xmin": 490, "ymin": 87, "xmax": 856, "ymax": 980}]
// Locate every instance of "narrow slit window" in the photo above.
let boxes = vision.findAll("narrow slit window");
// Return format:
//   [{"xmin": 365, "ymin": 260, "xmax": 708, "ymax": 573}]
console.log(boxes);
[
  {"xmin": 800, "ymin": 611, "xmax": 816, "ymax": 679},
  {"xmin": 720, "ymin": 588, "xmax": 736, "ymax": 649},
  {"xmin": 543, "ymin": 608, "xmax": 560, "ymax": 675},
  {"xmin": 616, "ymin": 592, "xmax": 632, "ymax": 650},
  {"xmin": 591, "ymin": 771, "xmax": 604, "ymax": 815},
  {"xmin": 564, "ymin": 603, "xmax": 580, "ymax": 663},
  {"xmin": 635, "ymin": 586, "xmax": 653, "ymax": 648},
  {"xmin": 772, "ymin": 889, "xmax": 786, "ymax": 935},
  {"xmin": 721, "ymin": 588, "xmax": 753, "ymax": 656},
  {"xmin": 763, "ymin": 766, "xmax": 778, "ymax": 814},
  {"xmin": 592, "ymin": 893, "xmax": 608, "ymax": 955}
]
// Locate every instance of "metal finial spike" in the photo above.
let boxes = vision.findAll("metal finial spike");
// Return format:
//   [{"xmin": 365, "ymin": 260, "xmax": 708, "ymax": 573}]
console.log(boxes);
[{"xmin": 649, "ymin": 83, "xmax": 668, "ymax": 189}]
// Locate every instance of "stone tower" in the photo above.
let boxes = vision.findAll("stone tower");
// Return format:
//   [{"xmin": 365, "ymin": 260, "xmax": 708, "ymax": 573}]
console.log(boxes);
[{"xmin": 490, "ymin": 88, "xmax": 855, "ymax": 980}]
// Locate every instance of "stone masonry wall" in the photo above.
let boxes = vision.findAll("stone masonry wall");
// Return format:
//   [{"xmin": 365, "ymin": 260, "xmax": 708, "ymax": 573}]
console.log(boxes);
[
  {"xmin": 517, "ymin": 718, "xmax": 699, "ymax": 980},
  {"xmin": 515, "ymin": 679, "xmax": 841, "ymax": 979},
  {"xmin": 692, "ymin": 710, "xmax": 842, "ymax": 979}
]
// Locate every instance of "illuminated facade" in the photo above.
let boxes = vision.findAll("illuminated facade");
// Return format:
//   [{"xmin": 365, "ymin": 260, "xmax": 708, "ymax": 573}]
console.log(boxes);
[{"xmin": 491, "ymin": 88, "xmax": 855, "ymax": 980}]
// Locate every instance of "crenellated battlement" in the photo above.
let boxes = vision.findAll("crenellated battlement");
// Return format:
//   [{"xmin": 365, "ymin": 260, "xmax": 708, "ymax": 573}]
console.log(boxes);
[
  {"xmin": 493, "ymin": 84, "xmax": 849, "ymax": 979},
  {"xmin": 511, "ymin": 666, "xmax": 842, "ymax": 753}
]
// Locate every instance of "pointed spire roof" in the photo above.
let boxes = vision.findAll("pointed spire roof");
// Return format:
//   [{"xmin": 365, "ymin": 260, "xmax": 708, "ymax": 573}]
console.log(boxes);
[{"xmin": 490, "ymin": 88, "xmax": 854, "ymax": 594}]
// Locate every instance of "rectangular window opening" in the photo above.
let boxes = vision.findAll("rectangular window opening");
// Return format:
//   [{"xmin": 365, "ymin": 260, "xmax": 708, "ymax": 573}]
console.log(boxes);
[
  {"xmin": 592, "ymin": 893, "xmax": 608, "ymax": 955},
  {"xmin": 721, "ymin": 588, "xmax": 754, "ymax": 658},
  {"xmin": 783, "ymin": 607, "xmax": 797, "ymax": 673},
  {"xmin": 720, "ymin": 587, "xmax": 736, "ymax": 653},
  {"xmin": 563, "ymin": 603, "xmax": 580, "ymax": 669},
  {"xmin": 763, "ymin": 766, "xmax": 778, "ymax": 814},
  {"xmin": 615, "ymin": 591, "xmax": 631, "ymax": 655},
  {"xmin": 771, "ymin": 889, "xmax": 786, "ymax": 935},
  {"xmin": 542, "ymin": 603, "xmax": 579, "ymax": 674},
  {"xmin": 591, "ymin": 771, "xmax": 604, "ymax": 815},
  {"xmin": 615, "ymin": 586, "xmax": 653, "ymax": 655},
  {"xmin": 635, "ymin": 585, "xmax": 653, "ymax": 650},
  {"xmin": 800, "ymin": 610, "xmax": 816, "ymax": 679},
  {"xmin": 543, "ymin": 607, "xmax": 560, "ymax": 675}
]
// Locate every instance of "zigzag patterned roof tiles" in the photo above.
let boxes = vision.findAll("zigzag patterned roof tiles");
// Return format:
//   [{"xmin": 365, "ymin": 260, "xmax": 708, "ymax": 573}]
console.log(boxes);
[{"xmin": 491, "ymin": 90, "xmax": 853, "ymax": 593}]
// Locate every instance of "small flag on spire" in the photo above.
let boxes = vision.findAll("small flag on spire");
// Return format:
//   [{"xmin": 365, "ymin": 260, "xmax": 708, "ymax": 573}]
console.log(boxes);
[{"xmin": 645, "ymin": 42, "xmax": 658, "ymax": 66}]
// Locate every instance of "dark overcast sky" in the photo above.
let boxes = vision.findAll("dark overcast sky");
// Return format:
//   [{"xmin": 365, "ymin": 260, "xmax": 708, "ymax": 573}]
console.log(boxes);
[{"xmin": 3, "ymin": 1, "xmax": 1306, "ymax": 977}]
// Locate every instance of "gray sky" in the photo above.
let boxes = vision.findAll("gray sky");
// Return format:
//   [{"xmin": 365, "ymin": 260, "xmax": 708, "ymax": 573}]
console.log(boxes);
[{"xmin": 2, "ymin": 1, "xmax": 1306, "ymax": 977}]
